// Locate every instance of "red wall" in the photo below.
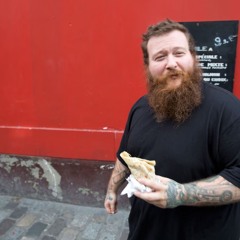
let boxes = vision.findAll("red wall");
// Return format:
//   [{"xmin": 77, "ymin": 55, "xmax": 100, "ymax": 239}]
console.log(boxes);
[{"xmin": 0, "ymin": 0, "xmax": 239, "ymax": 161}]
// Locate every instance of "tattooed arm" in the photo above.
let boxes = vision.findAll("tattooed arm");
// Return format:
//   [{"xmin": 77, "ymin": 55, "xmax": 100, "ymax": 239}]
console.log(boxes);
[
  {"xmin": 104, "ymin": 159, "xmax": 130, "ymax": 214},
  {"xmin": 134, "ymin": 175, "xmax": 240, "ymax": 209}
]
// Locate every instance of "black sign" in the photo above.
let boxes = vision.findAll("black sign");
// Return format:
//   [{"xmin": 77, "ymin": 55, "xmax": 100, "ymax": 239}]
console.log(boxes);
[{"xmin": 182, "ymin": 21, "xmax": 239, "ymax": 92}]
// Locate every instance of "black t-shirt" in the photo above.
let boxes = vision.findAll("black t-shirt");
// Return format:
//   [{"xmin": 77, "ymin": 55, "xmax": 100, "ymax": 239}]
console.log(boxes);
[{"xmin": 117, "ymin": 82, "xmax": 240, "ymax": 240}]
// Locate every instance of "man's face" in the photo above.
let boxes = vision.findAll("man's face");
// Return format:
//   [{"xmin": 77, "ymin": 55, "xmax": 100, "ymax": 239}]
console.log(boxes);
[
  {"xmin": 146, "ymin": 30, "xmax": 202, "ymax": 123},
  {"xmin": 147, "ymin": 30, "xmax": 194, "ymax": 89}
]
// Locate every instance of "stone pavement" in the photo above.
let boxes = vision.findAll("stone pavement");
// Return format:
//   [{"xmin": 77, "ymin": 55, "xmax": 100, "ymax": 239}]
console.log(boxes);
[{"xmin": 0, "ymin": 195, "xmax": 129, "ymax": 240}]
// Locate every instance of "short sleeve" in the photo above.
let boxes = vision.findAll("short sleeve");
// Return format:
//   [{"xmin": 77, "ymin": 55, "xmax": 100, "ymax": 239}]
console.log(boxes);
[
  {"xmin": 219, "ymin": 117, "xmax": 240, "ymax": 187},
  {"xmin": 116, "ymin": 96, "xmax": 147, "ymax": 167}
]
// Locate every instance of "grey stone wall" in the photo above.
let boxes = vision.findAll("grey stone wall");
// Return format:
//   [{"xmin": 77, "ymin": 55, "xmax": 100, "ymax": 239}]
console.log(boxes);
[{"xmin": 0, "ymin": 154, "xmax": 129, "ymax": 210}]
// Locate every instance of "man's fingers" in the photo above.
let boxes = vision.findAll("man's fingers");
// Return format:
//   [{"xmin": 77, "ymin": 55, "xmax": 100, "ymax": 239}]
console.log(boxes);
[
  {"xmin": 110, "ymin": 203, "xmax": 117, "ymax": 214},
  {"xmin": 134, "ymin": 190, "xmax": 157, "ymax": 201},
  {"xmin": 134, "ymin": 189, "xmax": 168, "ymax": 208},
  {"xmin": 137, "ymin": 177, "xmax": 167, "ymax": 190},
  {"xmin": 105, "ymin": 201, "xmax": 117, "ymax": 214},
  {"xmin": 134, "ymin": 188, "xmax": 166, "ymax": 200}
]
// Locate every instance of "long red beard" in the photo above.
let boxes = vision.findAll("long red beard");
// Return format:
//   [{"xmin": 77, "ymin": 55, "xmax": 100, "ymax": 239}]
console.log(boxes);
[{"xmin": 147, "ymin": 66, "xmax": 202, "ymax": 123}]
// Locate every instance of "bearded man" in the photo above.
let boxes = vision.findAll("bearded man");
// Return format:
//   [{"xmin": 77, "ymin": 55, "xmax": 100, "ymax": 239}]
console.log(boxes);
[{"xmin": 104, "ymin": 19, "xmax": 240, "ymax": 240}]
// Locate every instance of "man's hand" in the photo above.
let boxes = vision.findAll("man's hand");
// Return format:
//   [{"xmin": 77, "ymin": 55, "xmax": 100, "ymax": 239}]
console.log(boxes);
[
  {"xmin": 104, "ymin": 192, "xmax": 118, "ymax": 214},
  {"xmin": 133, "ymin": 176, "xmax": 184, "ymax": 208}
]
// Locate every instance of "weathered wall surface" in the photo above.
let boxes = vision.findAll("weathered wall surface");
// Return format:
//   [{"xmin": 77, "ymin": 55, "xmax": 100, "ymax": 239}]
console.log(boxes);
[{"xmin": 0, "ymin": 154, "xmax": 129, "ymax": 209}]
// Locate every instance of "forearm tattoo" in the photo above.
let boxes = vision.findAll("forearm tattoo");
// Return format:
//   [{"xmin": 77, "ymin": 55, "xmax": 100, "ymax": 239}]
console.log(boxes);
[
  {"xmin": 166, "ymin": 176, "xmax": 235, "ymax": 208},
  {"xmin": 107, "ymin": 162, "xmax": 130, "ymax": 195},
  {"xmin": 112, "ymin": 163, "xmax": 129, "ymax": 185}
]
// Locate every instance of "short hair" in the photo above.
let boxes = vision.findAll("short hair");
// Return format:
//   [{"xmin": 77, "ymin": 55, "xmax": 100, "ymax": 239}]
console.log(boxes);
[{"xmin": 141, "ymin": 19, "xmax": 196, "ymax": 66}]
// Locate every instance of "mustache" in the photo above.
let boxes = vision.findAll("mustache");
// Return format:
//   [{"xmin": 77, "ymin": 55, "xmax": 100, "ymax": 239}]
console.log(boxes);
[
  {"xmin": 149, "ymin": 69, "xmax": 186, "ymax": 89},
  {"xmin": 161, "ymin": 69, "xmax": 186, "ymax": 81},
  {"xmin": 167, "ymin": 69, "xmax": 185, "ymax": 77}
]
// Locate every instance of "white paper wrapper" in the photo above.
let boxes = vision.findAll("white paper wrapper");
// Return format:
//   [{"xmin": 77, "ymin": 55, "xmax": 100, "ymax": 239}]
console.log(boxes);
[{"xmin": 120, "ymin": 174, "xmax": 152, "ymax": 198}]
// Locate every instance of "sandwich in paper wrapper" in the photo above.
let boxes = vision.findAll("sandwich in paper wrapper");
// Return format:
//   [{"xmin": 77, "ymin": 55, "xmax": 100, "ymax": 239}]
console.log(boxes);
[{"xmin": 120, "ymin": 151, "xmax": 156, "ymax": 198}]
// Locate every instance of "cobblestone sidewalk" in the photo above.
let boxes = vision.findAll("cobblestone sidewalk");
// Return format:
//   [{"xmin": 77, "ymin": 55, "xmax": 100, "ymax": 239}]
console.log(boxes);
[{"xmin": 0, "ymin": 195, "xmax": 129, "ymax": 240}]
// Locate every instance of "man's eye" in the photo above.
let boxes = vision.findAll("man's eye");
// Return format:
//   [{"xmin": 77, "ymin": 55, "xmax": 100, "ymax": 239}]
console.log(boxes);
[
  {"xmin": 155, "ymin": 56, "xmax": 165, "ymax": 61},
  {"xmin": 175, "ymin": 52, "xmax": 184, "ymax": 56}
]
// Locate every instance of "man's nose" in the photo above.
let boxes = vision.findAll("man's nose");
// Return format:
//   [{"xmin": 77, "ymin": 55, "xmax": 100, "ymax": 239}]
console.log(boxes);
[{"xmin": 166, "ymin": 55, "xmax": 177, "ymax": 70}]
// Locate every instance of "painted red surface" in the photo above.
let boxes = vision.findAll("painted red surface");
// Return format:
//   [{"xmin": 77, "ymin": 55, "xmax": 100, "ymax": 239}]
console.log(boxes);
[{"xmin": 0, "ymin": 0, "xmax": 239, "ymax": 160}]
